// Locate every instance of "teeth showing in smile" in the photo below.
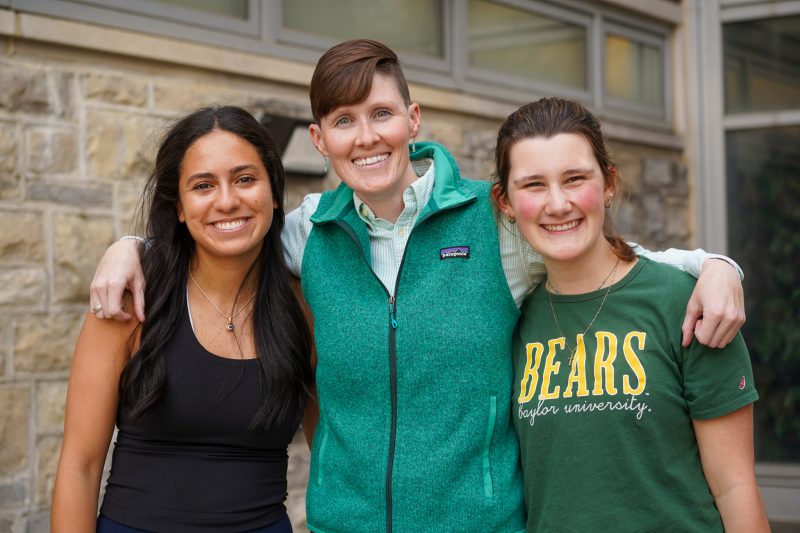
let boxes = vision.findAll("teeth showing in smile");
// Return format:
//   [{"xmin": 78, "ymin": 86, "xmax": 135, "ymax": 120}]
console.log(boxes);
[
  {"xmin": 214, "ymin": 219, "xmax": 246, "ymax": 231},
  {"xmin": 353, "ymin": 153, "xmax": 389, "ymax": 166},
  {"xmin": 543, "ymin": 220, "xmax": 580, "ymax": 232}
]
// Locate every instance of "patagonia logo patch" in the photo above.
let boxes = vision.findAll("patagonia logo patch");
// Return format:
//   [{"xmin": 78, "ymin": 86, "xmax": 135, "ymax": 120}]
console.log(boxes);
[{"xmin": 440, "ymin": 246, "xmax": 470, "ymax": 259}]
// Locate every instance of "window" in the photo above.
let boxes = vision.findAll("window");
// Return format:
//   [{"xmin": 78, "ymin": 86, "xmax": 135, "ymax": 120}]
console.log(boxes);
[
  {"xmin": 726, "ymin": 125, "xmax": 800, "ymax": 462},
  {"xmin": 282, "ymin": 0, "xmax": 443, "ymax": 58},
  {"xmin": 155, "ymin": 0, "xmax": 248, "ymax": 19},
  {"xmin": 605, "ymin": 31, "xmax": 663, "ymax": 110},
  {"xmin": 724, "ymin": 15, "xmax": 800, "ymax": 114},
  {"xmin": 467, "ymin": 0, "xmax": 587, "ymax": 91},
  {"xmin": 723, "ymin": 14, "xmax": 800, "ymax": 464}
]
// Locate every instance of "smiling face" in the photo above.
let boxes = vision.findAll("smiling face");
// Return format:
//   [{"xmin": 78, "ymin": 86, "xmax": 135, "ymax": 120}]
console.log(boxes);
[
  {"xmin": 309, "ymin": 73, "xmax": 420, "ymax": 212},
  {"xmin": 177, "ymin": 129, "xmax": 275, "ymax": 264},
  {"xmin": 498, "ymin": 133, "xmax": 613, "ymax": 267}
]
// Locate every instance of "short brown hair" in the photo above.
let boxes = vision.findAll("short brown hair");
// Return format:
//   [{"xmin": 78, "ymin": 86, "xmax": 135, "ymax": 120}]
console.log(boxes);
[
  {"xmin": 493, "ymin": 97, "xmax": 635, "ymax": 262},
  {"xmin": 309, "ymin": 39, "xmax": 411, "ymax": 123}
]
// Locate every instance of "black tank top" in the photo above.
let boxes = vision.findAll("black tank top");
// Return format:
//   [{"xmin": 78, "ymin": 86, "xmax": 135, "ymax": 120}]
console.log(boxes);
[{"xmin": 100, "ymin": 299, "xmax": 296, "ymax": 532}]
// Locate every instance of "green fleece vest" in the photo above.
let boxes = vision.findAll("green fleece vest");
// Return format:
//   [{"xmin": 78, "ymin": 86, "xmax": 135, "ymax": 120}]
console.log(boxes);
[{"xmin": 301, "ymin": 142, "xmax": 524, "ymax": 533}]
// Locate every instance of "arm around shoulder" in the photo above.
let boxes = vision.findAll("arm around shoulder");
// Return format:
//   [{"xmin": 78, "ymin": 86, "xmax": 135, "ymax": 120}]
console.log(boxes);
[
  {"xmin": 89, "ymin": 238, "xmax": 146, "ymax": 322},
  {"xmin": 635, "ymin": 245, "xmax": 745, "ymax": 348}
]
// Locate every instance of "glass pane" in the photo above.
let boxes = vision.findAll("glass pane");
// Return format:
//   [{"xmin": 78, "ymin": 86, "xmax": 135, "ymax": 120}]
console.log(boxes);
[
  {"xmin": 283, "ymin": 0, "xmax": 443, "ymax": 58},
  {"xmin": 468, "ymin": 0, "xmax": 586, "ymax": 89},
  {"xmin": 605, "ymin": 34, "xmax": 662, "ymax": 108},
  {"xmin": 726, "ymin": 125, "xmax": 800, "ymax": 462},
  {"xmin": 724, "ymin": 16, "xmax": 800, "ymax": 114},
  {"xmin": 155, "ymin": 0, "xmax": 248, "ymax": 19}
]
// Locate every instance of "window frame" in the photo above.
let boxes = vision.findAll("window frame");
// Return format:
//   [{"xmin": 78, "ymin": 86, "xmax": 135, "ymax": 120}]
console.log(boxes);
[
  {"xmin": 601, "ymin": 18, "xmax": 671, "ymax": 121},
  {"xmin": 266, "ymin": 0, "xmax": 456, "ymax": 88},
  {"xmin": 456, "ymin": 0, "xmax": 594, "ymax": 103},
  {"xmin": 9, "ymin": 0, "xmax": 673, "ymax": 126}
]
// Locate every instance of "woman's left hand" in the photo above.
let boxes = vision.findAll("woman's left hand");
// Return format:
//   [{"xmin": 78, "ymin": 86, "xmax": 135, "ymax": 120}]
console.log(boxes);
[{"xmin": 682, "ymin": 259, "xmax": 746, "ymax": 348}]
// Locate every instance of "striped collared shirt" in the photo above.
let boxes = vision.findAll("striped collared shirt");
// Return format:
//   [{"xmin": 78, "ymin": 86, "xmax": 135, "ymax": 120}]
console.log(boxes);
[{"xmin": 282, "ymin": 160, "xmax": 737, "ymax": 305}]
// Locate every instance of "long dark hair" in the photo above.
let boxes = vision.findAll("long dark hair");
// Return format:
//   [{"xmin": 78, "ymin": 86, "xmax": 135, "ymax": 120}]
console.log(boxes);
[
  {"xmin": 119, "ymin": 105, "xmax": 312, "ymax": 430},
  {"xmin": 493, "ymin": 97, "xmax": 636, "ymax": 262}
]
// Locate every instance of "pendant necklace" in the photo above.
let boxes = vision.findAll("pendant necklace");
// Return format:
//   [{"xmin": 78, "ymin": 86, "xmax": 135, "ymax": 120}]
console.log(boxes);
[
  {"xmin": 546, "ymin": 257, "xmax": 620, "ymax": 366},
  {"xmin": 189, "ymin": 271, "xmax": 255, "ymax": 333}
]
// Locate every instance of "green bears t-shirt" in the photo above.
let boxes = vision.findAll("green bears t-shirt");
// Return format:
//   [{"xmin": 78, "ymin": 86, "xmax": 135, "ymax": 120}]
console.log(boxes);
[{"xmin": 512, "ymin": 257, "xmax": 758, "ymax": 533}]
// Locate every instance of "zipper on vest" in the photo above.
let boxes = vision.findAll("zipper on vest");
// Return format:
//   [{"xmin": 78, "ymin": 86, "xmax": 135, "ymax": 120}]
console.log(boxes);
[
  {"xmin": 386, "ymin": 294, "xmax": 398, "ymax": 533},
  {"xmin": 333, "ymin": 208, "xmax": 455, "ymax": 533},
  {"xmin": 388, "ymin": 296, "xmax": 398, "ymax": 329},
  {"xmin": 331, "ymin": 220, "xmax": 398, "ymax": 533},
  {"xmin": 384, "ymin": 211, "xmax": 437, "ymax": 533}
]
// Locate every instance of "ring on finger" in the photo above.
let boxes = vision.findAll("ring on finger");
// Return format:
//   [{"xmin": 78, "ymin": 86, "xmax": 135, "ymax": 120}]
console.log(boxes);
[{"xmin": 91, "ymin": 303, "xmax": 103, "ymax": 313}]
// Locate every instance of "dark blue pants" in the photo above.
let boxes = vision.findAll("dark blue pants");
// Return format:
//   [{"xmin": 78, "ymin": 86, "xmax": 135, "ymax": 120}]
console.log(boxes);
[{"xmin": 96, "ymin": 514, "xmax": 293, "ymax": 533}]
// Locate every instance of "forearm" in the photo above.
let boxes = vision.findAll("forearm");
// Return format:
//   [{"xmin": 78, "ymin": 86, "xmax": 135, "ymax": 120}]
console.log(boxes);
[
  {"xmin": 713, "ymin": 481, "xmax": 770, "ymax": 532},
  {"xmin": 51, "ymin": 462, "xmax": 103, "ymax": 533},
  {"xmin": 634, "ymin": 245, "xmax": 743, "ymax": 280}
]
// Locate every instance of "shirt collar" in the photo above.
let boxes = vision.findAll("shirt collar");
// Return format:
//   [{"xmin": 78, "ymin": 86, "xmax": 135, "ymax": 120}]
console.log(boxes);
[{"xmin": 353, "ymin": 158, "xmax": 435, "ymax": 229}]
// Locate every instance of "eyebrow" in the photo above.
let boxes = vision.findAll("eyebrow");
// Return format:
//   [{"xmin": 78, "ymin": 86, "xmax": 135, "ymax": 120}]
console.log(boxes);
[
  {"xmin": 512, "ymin": 167, "xmax": 595, "ymax": 183},
  {"xmin": 187, "ymin": 163, "xmax": 259, "ymax": 181}
]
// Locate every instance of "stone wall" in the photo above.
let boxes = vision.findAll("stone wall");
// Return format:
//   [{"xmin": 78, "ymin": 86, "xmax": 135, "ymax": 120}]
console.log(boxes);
[{"xmin": 0, "ymin": 37, "xmax": 691, "ymax": 533}]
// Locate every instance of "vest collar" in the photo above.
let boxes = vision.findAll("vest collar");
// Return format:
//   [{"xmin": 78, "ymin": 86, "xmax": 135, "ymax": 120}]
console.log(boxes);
[{"xmin": 310, "ymin": 141, "xmax": 476, "ymax": 224}]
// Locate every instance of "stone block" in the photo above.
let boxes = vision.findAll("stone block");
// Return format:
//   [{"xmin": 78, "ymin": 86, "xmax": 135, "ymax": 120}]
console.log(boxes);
[
  {"xmin": 35, "ymin": 437, "xmax": 61, "ymax": 506},
  {"xmin": 0, "ymin": 121, "xmax": 21, "ymax": 200},
  {"xmin": 26, "ymin": 179, "xmax": 112, "ymax": 208},
  {"xmin": 0, "ymin": 267, "xmax": 46, "ymax": 306},
  {"xmin": 36, "ymin": 380, "xmax": 68, "ymax": 434},
  {"xmin": 53, "ymin": 213, "xmax": 115, "ymax": 304},
  {"xmin": 0, "ymin": 480, "xmax": 26, "ymax": 508},
  {"xmin": 0, "ymin": 63, "xmax": 50, "ymax": 114},
  {"xmin": 0, "ymin": 385, "xmax": 30, "ymax": 475},
  {"xmin": 642, "ymin": 193, "xmax": 668, "ymax": 246},
  {"xmin": 0, "ymin": 512, "xmax": 15, "ymax": 533},
  {"xmin": 24, "ymin": 511, "xmax": 50, "ymax": 533},
  {"xmin": 666, "ymin": 197, "xmax": 690, "ymax": 243},
  {"xmin": 51, "ymin": 71, "xmax": 76, "ymax": 120},
  {"xmin": 25, "ymin": 127, "xmax": 78, "ymax": 175},
  {"xmin": 418, "ymin": 118, "xmax": 464, "ymax": 156},
  {"xmin": 0, "ymin": 211, "xmax": 45, "ymax": 263},
  {"xmin": 13, "ymin": 312, "xmax": 84, "ymax": 374},
  {"xmin": 85, "ymin": 110, "xmax": 161, "ymax": 180},
  {"xmin": 641, "ymin": 157, "xmax": 673, "ymax": 187},
  {"xmin": 250, "ymin": 98, "xmax": 310, "ymax": 121},
  {"xmin": 614, "ymin": 202, "xmax": 640, "ymax": 243},
  {"xmin": 82, "ymin": 72, "xmax": 148, "ymax": 107},
  {"xmin": 154, "ymin": 82, "xmax": 245, "ymax": 112},
  {"xmin": 612, "ymin": 148, "xmax": 643, "ymax": 197},
  {"xmin": 117, "ymin": 178, "xmax": 147, "ymax": 229},
  {"xmin": 286, "ymin": 431, "xmax": 310, "ymax": 532}
]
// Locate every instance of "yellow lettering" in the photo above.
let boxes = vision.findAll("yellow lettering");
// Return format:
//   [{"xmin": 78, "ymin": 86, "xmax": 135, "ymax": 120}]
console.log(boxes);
[
  {"xmin": 592, "ymin": 331, "xmax": 618, "ymax": 396},
  {"xmin": 518, "ymin": 342, "xmax": 545, "ymax": 403},
  {"xmin": 622, "ymin": 331, "xmax": 647, "ymax": 395},
  {"xmin": 563, "ymin": 334, "xmax": 589, "ymax": 398},
  {"xmin": 540, "ymin": 338, "xmax": 564, "ymax": 400}
]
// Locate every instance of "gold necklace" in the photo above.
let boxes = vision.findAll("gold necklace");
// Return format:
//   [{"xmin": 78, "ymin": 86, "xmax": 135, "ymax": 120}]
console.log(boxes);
[
  {"xmin": 545, "ymin": 257, "xmax": 620, "ymax": 365},
  {"xmin": 189, "ymin": 271, "xmax": 255, "ymax": 333}
]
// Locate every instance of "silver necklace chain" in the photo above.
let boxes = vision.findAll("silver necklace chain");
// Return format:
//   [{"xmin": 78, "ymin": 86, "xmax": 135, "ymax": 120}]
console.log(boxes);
[
  {"xmin": 188, "ymin": 270, "xmax": 255, "ymax": 333},
  {"xmin": 545, "ymin": 257, "xmax": 620, "ymax": 366}
]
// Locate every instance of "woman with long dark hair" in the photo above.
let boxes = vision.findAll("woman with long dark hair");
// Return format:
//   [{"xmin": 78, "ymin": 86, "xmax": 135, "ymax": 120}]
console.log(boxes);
[{"xmin": 52, "ymin": 106, "xmax": 312, "ymax": 532}]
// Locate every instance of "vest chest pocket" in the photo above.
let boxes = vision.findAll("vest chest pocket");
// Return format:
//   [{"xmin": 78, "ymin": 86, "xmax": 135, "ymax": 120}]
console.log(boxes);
[{"xmin": 481, "ymin": 395, "xmax": 498, "ymax": 498}]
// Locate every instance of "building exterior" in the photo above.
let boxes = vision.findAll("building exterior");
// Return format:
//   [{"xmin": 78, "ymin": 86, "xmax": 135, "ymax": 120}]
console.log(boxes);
[{"xmin": 0, "ymin": 0, "xmax": 796, "ymax": 531}]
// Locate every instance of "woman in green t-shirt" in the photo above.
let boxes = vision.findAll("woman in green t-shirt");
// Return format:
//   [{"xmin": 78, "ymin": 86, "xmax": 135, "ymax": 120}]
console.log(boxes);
[{"xmin": 493, "ymin": 97, "xmax": 769, "ymax": 532}]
